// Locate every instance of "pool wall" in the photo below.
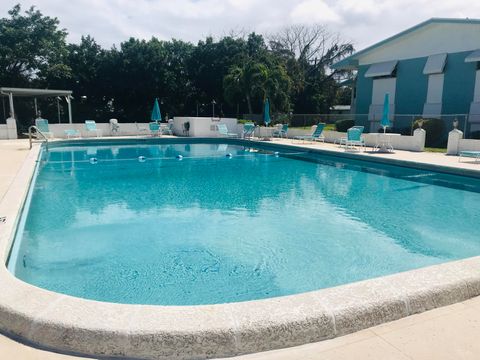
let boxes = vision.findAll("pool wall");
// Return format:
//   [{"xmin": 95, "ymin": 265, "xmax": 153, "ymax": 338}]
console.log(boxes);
[{"xmin": 0, "ymin": 139, "xmax": 479, "ymax": 359}]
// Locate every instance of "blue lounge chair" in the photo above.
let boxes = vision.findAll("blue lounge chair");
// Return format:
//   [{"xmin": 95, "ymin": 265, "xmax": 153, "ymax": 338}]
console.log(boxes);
[
  {"xmin": 459, "ymin": 151, "xmax": 480, "ymax": 163},
  {"xmin": 243, "ymin": 123, "xmax": 255, "ymax": 139},
  {"xmin": 34, "ymin": 118, "xmax": 53, "ymax": 138},
  {"xmin": 217, "ymin": 123, "xmax": 238, "ymax": 138},
  {"xmin": 336, "ymin": 126, "xmax": 365, "ymax": 147},
  {"xmin": 85, "ymin": 120, "xmax": 101, "ymax": 137},
  {"xmin": 273, "ymin": 124, "xmax": 288, "ymax": 138},
  {"xmin": 345, "ymin": 127, "xmax": 366, "ymax": 151},
  {"xmin": 64, "ymin": 129, "xmax": 80, "ymax": 139},
  {"xmin": 293, "ymin": 123, "xmax": 326, "ymax": 143},
  {"xmin": 149, "ymin": 122, "xmax": 160, "ymax": 137}
]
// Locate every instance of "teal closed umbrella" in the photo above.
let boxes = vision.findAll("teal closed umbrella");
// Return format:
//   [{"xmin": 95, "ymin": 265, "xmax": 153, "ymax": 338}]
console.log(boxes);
[
  {"xmin": 263, "ymin": 98, "xmax": 271, "ymax": 126},
  {"xmin": 151, "ymin": 98, "xmax": 162, "ymax": 123},
  {"xmin": 380, "ymin": 93, "xmax": 390, "ymax": 133}
]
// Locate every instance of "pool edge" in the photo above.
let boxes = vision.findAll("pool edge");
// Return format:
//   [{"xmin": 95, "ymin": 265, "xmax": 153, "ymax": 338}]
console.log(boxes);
[{"xmin": 0, "ymin": 139, "xmax": 479, "ymax": 359}]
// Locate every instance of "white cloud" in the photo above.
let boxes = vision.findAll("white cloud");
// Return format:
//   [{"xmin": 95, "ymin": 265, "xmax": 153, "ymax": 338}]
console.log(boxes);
[
  {"xmin": 1, "ymin": 0, "xmax": 480, "ymax": 52},
  {"xmin": 291, "ymin": 0, "xmax": 341, "ymax": 24}
]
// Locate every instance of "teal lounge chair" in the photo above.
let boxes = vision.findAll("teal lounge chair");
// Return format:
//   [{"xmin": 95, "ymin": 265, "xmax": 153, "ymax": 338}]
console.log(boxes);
[
  {"xmin": 293, "ymin": 123, "xmax": 326, "ymax": 143},
  {"xmin": 336, "ymin": 126, "xmax": 364, "ymax": 147},
  {"xmin": 243, "ymin": 123, "xmax": 255, "ymax": 139},
  {"xmin": 273, "ymin": 124, "xmax": 288, "ymax": 138},
  {"xmin": 345, "ymin": 127, "xmax": 366, "ymax": 151},
  {"xmin": 34, "ymin": 119, "xmax": 53, "ymax": 138},
  {"xmin": 149, "ymin": 122, "xmax": 160, "ymax": 137},
  {"xmin": 459, "ymin": 151, "xmax": 480, "ymax": 163},
  {"xmin": 64, "ymin": 129, "xmax": 80, "ymax": 139},
  {"xmin": 217, "ymin": 123, "xmax": 237, "ymax": 138},
  {"xmin": 85, "ymin": 120, "xmax": 101, "ymax": 137}
]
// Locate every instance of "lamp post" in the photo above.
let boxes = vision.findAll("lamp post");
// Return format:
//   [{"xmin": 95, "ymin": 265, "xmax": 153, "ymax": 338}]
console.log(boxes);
[{"xmin": 211, "ymin": 100, "xmax": 216, "ymax": 118}]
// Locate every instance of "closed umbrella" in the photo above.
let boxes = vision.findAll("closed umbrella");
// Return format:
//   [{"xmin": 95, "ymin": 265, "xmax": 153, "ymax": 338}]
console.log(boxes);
[
  {"xmin": 151, "ymin": 98, "xmax": 162, "ymax": 123},
  {"xmin": 380, "ymin": 93, "xmax": 390, "ymax": 134}
]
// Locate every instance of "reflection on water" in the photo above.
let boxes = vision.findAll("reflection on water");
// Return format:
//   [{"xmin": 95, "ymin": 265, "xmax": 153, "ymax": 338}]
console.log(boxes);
[{"xmin": 10, "ymin": 143, "xmax": 480, "ymax": 305}]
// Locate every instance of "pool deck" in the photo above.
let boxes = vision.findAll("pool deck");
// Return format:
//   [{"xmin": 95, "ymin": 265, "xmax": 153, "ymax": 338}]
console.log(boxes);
[{"xmin": 0, "ymin": 138, "xmax": 480, "ymax": 360}]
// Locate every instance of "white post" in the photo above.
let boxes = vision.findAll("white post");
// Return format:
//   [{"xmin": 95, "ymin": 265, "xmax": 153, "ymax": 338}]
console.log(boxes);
[
  {"xmin": 8, "ymin": 92, "xmax": 14, "ymax": 119},
  {"xmin": 413, "ymin": 128, "xmax": 426, "ymax": 152},
  {"xmin": 66, "ymin": 96, "xmax": 72, "ymax": 124},
  {"xmin": 447, "ymin": 128, "xmax": 463, "ymax": 155},
  {"xmin": 34, "ymin": 98, "xmax": 38, "ymax": 116}
]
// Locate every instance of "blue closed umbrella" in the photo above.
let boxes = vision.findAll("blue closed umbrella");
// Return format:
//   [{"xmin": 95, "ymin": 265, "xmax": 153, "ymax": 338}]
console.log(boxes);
[
  {"xmin": 151, "ymin": 98, "xmax": 162, "ymax": 123},
  {"xmin": 263, "ymin": 98, "xmax": 271, "ymax": 126},
  {"xmin": 380, "ymin": 93, "xmax": 390, "ymax": 133}
]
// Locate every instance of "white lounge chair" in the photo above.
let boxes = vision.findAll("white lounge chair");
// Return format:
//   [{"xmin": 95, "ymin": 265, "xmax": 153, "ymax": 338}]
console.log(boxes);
[{"xmin": 85, "ymin": 120, "xmax": 101, "ymax": 137}]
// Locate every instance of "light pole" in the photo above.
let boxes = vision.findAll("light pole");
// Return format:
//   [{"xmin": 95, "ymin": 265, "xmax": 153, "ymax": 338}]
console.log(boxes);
[{"xmin": 211, "ymin": 100, "xmax": 216, "ymax": 118}]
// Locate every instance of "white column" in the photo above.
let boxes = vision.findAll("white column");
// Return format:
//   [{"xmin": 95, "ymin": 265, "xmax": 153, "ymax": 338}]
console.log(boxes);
[
  {"xmin": 66, "ymin": 96, "xmax": 73, "ymax": 124},
  {"xmin": 6, "ymin": 117, "xmax": 17, "ymax": 139},
  {"xmin": 8, "ymin": 92, "xmax": 14, "ymax": 119}
]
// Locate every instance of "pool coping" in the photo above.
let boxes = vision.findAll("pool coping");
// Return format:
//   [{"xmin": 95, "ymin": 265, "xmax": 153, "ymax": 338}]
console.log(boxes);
[{"xmin": 0, "ymin": 138, "xmax": 479, "ymax": 360}]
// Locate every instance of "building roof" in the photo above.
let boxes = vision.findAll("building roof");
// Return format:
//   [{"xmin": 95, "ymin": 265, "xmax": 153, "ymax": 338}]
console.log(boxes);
[
  {"xmin": 332, "ymin": 18, "xmax": 480, "ymax": 70},
  {"xmin": 0, "ymin": 87, "xmax": 72, "ymax": 97}
]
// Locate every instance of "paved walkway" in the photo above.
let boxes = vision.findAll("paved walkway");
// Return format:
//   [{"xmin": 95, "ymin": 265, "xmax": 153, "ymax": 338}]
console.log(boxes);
[
  {"xmin": 255, "ymin": 138, "xmax": 480, "ymax": 173},
  {"xmin": 0, "ymin": 138, "xmax": 479, "ymax": 360}
]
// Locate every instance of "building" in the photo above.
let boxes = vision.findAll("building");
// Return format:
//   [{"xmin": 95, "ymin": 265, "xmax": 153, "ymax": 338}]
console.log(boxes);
[{"xmin": 332, "ymin": 18, "xmax": 480, "ymax": 134}]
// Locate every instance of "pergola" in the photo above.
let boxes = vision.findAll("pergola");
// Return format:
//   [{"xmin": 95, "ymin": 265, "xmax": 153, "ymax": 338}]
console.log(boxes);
[{"xmin": 0, "ymin": 87, "xmax": 73, "ymax": 124}]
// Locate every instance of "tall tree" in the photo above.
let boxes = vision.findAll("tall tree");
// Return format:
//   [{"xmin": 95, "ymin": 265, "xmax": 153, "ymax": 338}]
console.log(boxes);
[
  {"xmin": 0, "ymin": 4, "xmax": 70, "ymax": 87},
  {"xmin": 269, "ymin": 25, "xmax": 354, "ymax": 113}
]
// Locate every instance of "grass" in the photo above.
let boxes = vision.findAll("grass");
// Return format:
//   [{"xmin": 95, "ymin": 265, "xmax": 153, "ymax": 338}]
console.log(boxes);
[
  {"xmin": 425, "ymin": 147, "xmax": 447, "ymax": 153},
  {"xmin": 291, "ymin": 124, "xmax": 336, "ymax": 131}
]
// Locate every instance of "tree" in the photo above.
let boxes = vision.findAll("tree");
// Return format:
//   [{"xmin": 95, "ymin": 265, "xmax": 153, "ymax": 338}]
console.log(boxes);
[
  {"xmin": 269, "ymin": 25, "xmax": 354, "ymax": 113},
  {"xmin": 0, "ymin": 4, "xmax": 70, "ymax": 87}
]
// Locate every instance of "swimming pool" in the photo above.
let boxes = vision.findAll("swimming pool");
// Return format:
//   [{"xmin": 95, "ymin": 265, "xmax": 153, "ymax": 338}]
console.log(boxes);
[{"xmin": 8, "ymin": 140, "xmax": 480, "ymax": 306}]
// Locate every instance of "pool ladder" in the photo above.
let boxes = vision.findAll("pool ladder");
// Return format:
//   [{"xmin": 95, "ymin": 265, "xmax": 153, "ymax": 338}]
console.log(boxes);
[{"xmin": 28, "ymin": 125, "xmax": 49, "ymax": 152}]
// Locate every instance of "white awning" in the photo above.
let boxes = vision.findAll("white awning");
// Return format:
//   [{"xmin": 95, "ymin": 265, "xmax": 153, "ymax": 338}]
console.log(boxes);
[
  {"xmin": 423, "ymin": 53, "xmax": 447, "ymax": 74},
  {"xmin": 365, "ymin": 60, "xmax": 398, "ymax": 78},
  {"xmin": 465, "ymin": 49, "xmax": 480, "ymax": 63}
]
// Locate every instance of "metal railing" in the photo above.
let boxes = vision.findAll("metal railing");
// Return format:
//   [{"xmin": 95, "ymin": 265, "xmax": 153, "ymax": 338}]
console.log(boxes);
[{"xmin": 28, "ymin": 125, "xmax": 49, "ymax": 151}]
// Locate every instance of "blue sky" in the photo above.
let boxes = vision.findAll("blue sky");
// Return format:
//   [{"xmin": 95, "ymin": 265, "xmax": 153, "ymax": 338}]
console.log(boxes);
[{"xmin": 2, "ymin": 0, "xmax": 480, "ymax": 51}]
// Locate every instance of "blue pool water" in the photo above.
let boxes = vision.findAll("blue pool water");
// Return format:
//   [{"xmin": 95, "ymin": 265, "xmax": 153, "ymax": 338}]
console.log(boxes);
[{"xmin": 8, "ymin": 141, "xmax": 480, "ymax": 305}]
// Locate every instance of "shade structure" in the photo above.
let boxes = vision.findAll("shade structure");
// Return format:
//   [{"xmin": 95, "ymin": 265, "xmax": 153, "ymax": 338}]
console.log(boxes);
[
  {"xmin": 380, "ymin": 93, "xmax": 391, "ymax": 133},
  {"xmin": 151, "ymin": 98, "xmax": 162, "ymax": 122},
  {"xmin": 263, "ymin": 98, "xmax": 271, "ymax": 126}
]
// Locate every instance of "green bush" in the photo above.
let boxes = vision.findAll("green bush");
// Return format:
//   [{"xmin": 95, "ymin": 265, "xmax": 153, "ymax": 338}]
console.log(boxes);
[
  {"xmin": 413, "ymin": 118, "xmax": 445, "ymax": 147},
  {"xmin": 335, "ymin": 119, "xmax": 355, "ymax": 132}
]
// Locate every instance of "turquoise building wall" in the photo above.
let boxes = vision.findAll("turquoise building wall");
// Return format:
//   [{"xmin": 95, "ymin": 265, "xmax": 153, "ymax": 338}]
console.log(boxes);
[
  {"xmin": 441, "ymin": 51, "xmax": 477, "ymax": 114},
  {"xmin": 353, "ymin": 50, "xmax": 477, "ymax": 131}
]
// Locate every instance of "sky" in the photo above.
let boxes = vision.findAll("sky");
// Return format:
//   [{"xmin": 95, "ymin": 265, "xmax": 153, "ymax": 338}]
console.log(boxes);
[{"xmin": 2, "ymin": 0, "xmax": 480, "ymax": 51}]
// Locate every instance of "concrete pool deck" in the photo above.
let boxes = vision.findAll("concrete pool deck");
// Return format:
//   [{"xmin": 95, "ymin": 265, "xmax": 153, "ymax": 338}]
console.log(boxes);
[{"xmin": 0, "ymin": 138, "xmax": 480, "ymax": 360}]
